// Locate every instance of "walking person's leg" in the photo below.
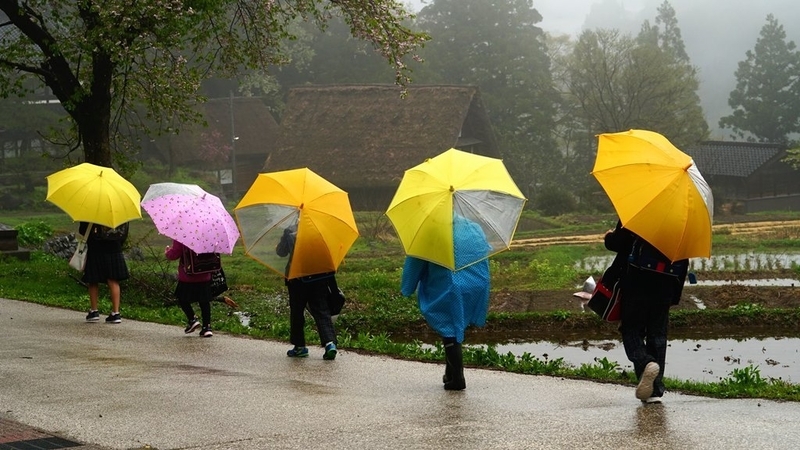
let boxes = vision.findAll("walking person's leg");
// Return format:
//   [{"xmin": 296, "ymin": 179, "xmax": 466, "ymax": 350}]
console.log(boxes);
[
  {"xmin": 108, "ymin": 279, "xmax": 121, "ymax": 314},
  {"xmin": 644, "ymin": 294, "xmax": 671, "ymax": 399},
  {"xmin": 198, "ymin": 282, "xmax": 213, "ymax": 337},
  {"xmin": 176, "ymin": 283, "xmax": 200, "ymax": 333},
  {"xmin": 88, "ymin": 283, "xmax": 100, "ymax": 312},
  {"xmin": 85, "ymin": 283, "xmax": 101, "ymax": 321},
  {"xmin": 619, "ymin": 276, "xmax": 659, "ymax": 400},
  {"xmin": 305, "ymin": 281, "xmax": 337, "ymax": 360},
  {"xmin": 287, "ymin": 281, "xmax": 309, "ymax": 357},
  {"xmin": 442, "ymin": 336, "xmax": 465, "ymax": 390},
  {"xmin": 620, "ymin": 295, "xmax": 651, "ymax": 379}
]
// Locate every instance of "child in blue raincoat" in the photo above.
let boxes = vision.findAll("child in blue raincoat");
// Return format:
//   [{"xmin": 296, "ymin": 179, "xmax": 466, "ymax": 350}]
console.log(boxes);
[{"xmin": 400, "ymin": 214, "xmax": 491, "ymax": 390}]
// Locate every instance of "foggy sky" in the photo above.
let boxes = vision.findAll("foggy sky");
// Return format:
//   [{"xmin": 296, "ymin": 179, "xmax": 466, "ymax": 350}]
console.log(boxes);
[{"xmin": 406, "ymin": 0, "xmax": 800, "ymax": 139}]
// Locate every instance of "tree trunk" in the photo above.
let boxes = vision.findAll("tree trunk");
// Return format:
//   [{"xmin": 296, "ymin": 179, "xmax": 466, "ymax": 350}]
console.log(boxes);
[{"xmin": 76, "ymin": 52, "xmax": 114, "ymax": 167}]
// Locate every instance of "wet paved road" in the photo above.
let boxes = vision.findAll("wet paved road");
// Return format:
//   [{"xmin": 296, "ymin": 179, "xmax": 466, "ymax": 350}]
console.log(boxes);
[{"xmin": 1, "ymin": 297, "xmax": 799, "ymax": 450}]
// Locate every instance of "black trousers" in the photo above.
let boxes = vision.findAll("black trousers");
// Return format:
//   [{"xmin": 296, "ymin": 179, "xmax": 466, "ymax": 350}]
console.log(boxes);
[
  {"xmin": 287, "ymin": 278, "xmax": 336, "ymax": 347},
  {"xmin": 175, "ymin": 281, "xmax": 212, "ymax": 327},
  {"xmin": 619, "ymin": 267, "xmax": 675, "ymax": 397}
]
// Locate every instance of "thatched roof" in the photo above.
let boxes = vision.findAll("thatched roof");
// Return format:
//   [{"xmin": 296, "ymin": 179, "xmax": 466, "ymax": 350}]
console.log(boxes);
[{"xmin": 264, "ymin": 84, "xmax": 499, "ymax": 189}]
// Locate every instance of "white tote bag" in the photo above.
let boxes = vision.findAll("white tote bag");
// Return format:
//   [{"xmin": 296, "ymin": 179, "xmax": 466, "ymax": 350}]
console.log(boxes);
[{"xmin": 69, "ymin": 226, "xmax": 91, "ymax": 271}]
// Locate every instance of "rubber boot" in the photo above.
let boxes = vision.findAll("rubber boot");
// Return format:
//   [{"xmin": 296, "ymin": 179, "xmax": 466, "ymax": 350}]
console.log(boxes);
[
  {"xmin": 443, "ymin": 342, "xmax": 466, "ymax": 391},
  {"xmin": 443, "ymin": 351, "xmax": 453, "ymax": 384},
  {"xmin": 442, "ymin": 337, "xmax": 455, "ymax": 384}
]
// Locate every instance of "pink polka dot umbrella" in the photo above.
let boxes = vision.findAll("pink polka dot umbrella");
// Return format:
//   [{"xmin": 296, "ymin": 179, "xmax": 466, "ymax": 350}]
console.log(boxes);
[{"xmin": 141, "ymin": 185, "xmax": 239, "ymax": 254}]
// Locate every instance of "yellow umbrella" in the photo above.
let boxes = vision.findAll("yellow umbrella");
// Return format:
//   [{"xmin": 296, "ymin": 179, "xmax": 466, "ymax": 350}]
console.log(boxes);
[
  {"xmin": 234, "ymin": 168, "xmax": 359, "ymax": 279},
  {"xmin": 46, "ymin": 162, "xmax": 142, "ymax": 228},
  {"xmin": 592, "ymin": 129, "xmax": 714, "ymax": 261},
  {"xmin": 386, "ymin": 148, "xmax": 526, "ymax": 270}
]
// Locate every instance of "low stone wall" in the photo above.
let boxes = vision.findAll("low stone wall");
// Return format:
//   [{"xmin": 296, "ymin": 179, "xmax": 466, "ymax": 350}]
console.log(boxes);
[{"xmin": 42, "ymin": 234, "xmax": 78, "ymax": 260}]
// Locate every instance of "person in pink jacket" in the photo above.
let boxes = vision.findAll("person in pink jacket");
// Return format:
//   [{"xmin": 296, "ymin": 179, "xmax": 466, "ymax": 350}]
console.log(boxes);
[{"xmin": 165, "ymin": 240, "xmax": 213, "ymax": 337}]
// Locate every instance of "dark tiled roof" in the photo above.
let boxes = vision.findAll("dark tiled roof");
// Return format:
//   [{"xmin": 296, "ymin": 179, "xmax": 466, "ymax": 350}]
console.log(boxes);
[{"xmin": 683, "ymin": 141, "xmax": 783, "ymax": 177}]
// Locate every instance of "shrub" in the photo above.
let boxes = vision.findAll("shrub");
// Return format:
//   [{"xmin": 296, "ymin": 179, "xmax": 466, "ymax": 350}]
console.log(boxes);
[
  {"xmin": 15, "ymin": 221, "xmax": 54, "ymax": 247},
  {"xmin": 533, "ymin": 186, "xmax": 577, "ymax": 216}
]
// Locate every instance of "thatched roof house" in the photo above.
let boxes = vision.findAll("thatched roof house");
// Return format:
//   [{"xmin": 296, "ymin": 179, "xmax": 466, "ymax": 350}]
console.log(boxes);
[
  {"xmin": 156, "ymin": 97, "xmax": 279, "ymax": 196},
  {"xmin": 264, "ymin": 84, "xmax": 499, "ymax": 210},
  {"xmin": 684, "ymin": 140, "xmax": 800, "ymax": 213}
]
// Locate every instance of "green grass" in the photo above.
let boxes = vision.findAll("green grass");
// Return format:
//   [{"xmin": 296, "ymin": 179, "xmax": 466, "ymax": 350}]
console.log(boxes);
[{"xmin": 3, "ymin": 211, "xmax": 800, "ymax": 401}]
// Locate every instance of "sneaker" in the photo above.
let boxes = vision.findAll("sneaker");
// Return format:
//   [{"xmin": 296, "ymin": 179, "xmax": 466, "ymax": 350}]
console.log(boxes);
[
  {"xmin": 636, "ymin": 362, "xmax": 660, "ymax": 400},
  {"xmin": 199, "ymin": 326, "xmax": 213, "ymax": 338},
  {"xmin": 643, "ymin": 396, "xmax": 663, "ymax": 404},
  {"xmin": 86, "ymin": 310, "xmax": 100, "ymax": 322},
  {"xmin": 323, "ymin": 342, "xmax": 337, "ymax": 361},
  {"xmin": 184, "ymin": 317, "xmax": 200, "ymax": 334},
  {"xmin": 105, "ymin": 313, "xmax": 122, "ymax": 324},
  {"xmin": 287, "ymin": 346, "xmax": 309, "ymax": 358}
]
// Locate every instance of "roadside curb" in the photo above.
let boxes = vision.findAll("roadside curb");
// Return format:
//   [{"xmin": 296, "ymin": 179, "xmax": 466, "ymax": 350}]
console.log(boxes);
[{"xmin": 0, "ymin": 417, "xmax": 105, "ymax": 450}]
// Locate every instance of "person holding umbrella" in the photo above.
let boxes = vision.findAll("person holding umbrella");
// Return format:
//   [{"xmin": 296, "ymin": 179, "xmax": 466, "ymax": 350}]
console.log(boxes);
[
  {"xmin": 81, "ymin": 222, "xmax": 130, "ymax": 323},
  {"xmin": 235, "ymin": 168, "xmax": 359, "ymax": 361},
  {"xmin": 140, "ymin": 182, "xmax": 241, "ymax": 338},
  {"xmin": 45, "ymin": 163, "xmax": 142, "ymax": 323},
  {"xmin": 592, "ymin": 129, "xmax": 713, "ymax": 403},
  {"xmin": 277, "ymin": 222, "xmax": 339, "ymax": 360},
  {"xmin": 604, "ymin": 220, "xmax": 689, "ymax": 403},
  {"xmin": 165, "ymin": 240, "xmax": 214, "ymax": 337},
  {"xmin": 400, "ymin": 214, "xmax": 491, "ymax": 391}
]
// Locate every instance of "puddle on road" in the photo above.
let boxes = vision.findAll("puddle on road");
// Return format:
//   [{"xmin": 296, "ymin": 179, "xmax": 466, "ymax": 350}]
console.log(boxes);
[{"xmin": 491, "ymin": 336, "xmax": 799, "ymax": 383}]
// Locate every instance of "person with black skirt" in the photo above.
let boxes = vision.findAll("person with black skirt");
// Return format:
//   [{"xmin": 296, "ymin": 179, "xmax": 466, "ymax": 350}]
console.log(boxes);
[
  {"xmin": 165, "ymin": 240, "xmax": 213, "ymax": 337},
  {"xmin": 80, "ymin": 222, "xmax": 129, "ymax": 324}
]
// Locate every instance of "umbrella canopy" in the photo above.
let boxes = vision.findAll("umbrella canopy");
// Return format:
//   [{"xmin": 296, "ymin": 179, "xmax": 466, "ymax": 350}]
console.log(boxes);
[
  {"xmin": 234, "ymin": 168, "xmax": 359, "ymax": 279},
  {"xmin": 592, "ymin": 129, "xmax": 714, "ymax": 261},
  {"xmin": 141, "ymin": 183, "xmax": 239, "ymax": 254},
  {"xmin": 386, "ymin": 148, "xmax": 526, "ymax": 270},
  {"xmin": 46, "ymin": 162, "xmax": 142, "ymax": 228},
  {"xmin": 141, "ymin": 182, "xmax": 205, "ymax": 203}
]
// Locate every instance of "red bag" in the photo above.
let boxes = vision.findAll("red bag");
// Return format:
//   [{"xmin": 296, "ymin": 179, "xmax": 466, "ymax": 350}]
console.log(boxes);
[{"xmin": 587, "ymin": 276, "xmax": 622, "ymax": 323}]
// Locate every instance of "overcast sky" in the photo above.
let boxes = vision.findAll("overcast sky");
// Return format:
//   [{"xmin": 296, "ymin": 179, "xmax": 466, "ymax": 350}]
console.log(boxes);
[
  {"xmin": 404, "ymin": 0, "xmax": 800, "ymax": 137},
  {"xmin": 405, "ymin": 0, "xmax": 649, "ymax": 36}
]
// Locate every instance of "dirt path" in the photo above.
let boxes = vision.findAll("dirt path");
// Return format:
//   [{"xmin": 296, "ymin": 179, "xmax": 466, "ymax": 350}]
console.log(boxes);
[{"xmin": 510, "ymin": 219, "xmax": 800, "ymax": 249}]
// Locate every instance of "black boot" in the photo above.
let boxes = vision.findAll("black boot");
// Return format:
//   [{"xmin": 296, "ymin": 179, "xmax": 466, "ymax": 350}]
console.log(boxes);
[{"xmin": 443, "ymin": 342, "xmax": 465, "ymax": 391}]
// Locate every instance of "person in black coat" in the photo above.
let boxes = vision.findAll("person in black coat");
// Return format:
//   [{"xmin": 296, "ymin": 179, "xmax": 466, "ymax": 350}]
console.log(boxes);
[
  {"xmin": 276, "ymin": 223, "xmax": 339, "ymax": 360},
  {"xmin": 604, "ymin": 220, "xmax": 688, "ymax": 404}
]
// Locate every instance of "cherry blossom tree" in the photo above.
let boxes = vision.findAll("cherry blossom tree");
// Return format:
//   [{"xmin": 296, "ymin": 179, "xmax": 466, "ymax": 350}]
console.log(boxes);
[{"xmin": 0, "ymin": 0, "xmax": 427, "ymax": 168}]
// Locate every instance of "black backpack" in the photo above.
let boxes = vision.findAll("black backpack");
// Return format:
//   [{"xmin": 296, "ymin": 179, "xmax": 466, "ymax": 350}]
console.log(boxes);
[
  {"xmin": 627, "ymin": 238, "xmax": 688, "ymax": 278},
  {"xmin": 182, "ymin": 247, "xmax": 221, "ymax": 275},
  {"xmin": 94, "ymin": 223, "xmax": 129, "ymax": 241}
]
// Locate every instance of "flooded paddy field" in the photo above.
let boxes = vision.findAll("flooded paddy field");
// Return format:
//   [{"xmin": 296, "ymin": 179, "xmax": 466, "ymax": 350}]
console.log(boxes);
[
  {"xmin": 477, "ymin": 250, "xmax": 800, "ymax": 383},
  {"xmin": 491, "ymin": 335, "xmax": 799, "ymax": 383}
]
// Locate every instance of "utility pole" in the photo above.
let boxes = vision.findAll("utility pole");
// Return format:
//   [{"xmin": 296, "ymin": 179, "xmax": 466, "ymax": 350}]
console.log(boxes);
[{"xmin": 229, "ymin": 90, "xmax": 237, "ymax": 199}]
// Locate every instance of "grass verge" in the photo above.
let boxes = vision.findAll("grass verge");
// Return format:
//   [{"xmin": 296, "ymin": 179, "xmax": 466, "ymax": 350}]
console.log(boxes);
[{"xmin": 2, "ymin": 211, "xmax": 800, "ymax": 402}]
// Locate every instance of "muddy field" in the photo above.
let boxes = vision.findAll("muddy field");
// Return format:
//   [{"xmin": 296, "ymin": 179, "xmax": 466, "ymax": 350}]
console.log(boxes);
[
  {"xmin": 492, "ymin": 216, "xmax": 800, "ymax": 316},
  {"xmin": 490, "ymin": 281, "xmax": 800, "ymax": 315}
]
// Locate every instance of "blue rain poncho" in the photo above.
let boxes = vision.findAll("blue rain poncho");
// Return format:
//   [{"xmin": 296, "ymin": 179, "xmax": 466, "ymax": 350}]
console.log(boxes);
[{"xmin": 400, "ymin": 215, "xmax": 491, "ymax": 342}]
